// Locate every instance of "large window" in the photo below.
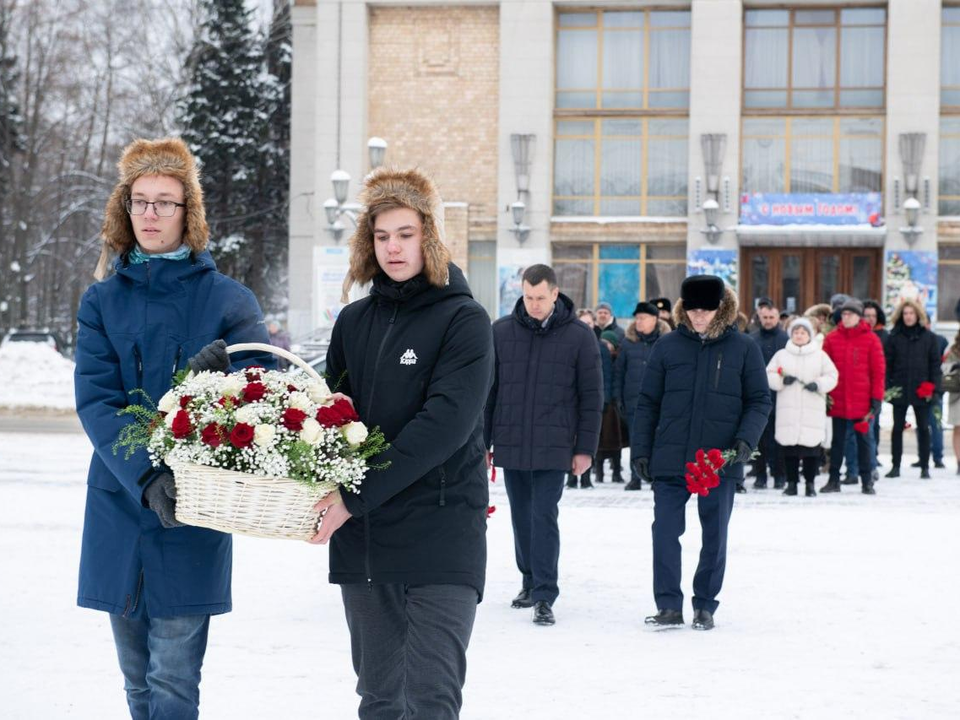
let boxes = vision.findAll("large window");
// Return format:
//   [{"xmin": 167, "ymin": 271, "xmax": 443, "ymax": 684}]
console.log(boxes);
[
  {"xmin": 553, "ymin": 243, "xmax": 686, "ymax": 318},
  {"xmin": 554, "ymin": 10, "xmax": 690, "ymax": 218},
  {"xmin": 942, "ymin": 7, "xmax": 960, "ymax": 109},
  {"xmin": 743, "ymin": 8, "xmax": 886, "ymax": 110},
  {"xmin": 554, "ymin": 118, "xmax": 688, "ymax": 216},
  {"xmin": 939, "ymin": 246, "xmax": 960, "ymax": 322},
  {"xmin": 467, "ymin": 241, "xmax": 497, "ymax": 319},
  {"xmin": 556, "ymin": 10, "xmax": 690, "ymax": 110},
  {"xmin": 741, "ymin": 116, "xmax": 883, "ymax": 194}
]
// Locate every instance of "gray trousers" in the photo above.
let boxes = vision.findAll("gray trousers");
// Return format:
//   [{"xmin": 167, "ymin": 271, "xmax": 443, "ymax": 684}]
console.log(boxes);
[{"xmin": 341, "ymin": 583, "xmax": 478, "ymax": 720}]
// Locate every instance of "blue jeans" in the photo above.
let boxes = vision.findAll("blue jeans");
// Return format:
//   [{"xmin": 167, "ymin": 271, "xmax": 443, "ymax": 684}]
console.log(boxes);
[
  {"xmin": 109, "ymin": 612, "xmax": 211, "ymax": 720},
  {"xmin": 503, "ymin": 469, "xmax": 565, "ymax": 604},
  {"xmin": 844, "ymin": 417, "xmax": 877, "ymax": 477}
]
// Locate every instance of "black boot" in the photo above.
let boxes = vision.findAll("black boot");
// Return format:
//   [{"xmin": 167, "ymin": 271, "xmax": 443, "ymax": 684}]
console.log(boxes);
[
  {"xmin": 735, "ymin": 482, "xmax": 747, "ymax": 494},
  {"xmin": 934, "ymin": 460, "xmax": 946, "ymax": 469},
  {"xmin": 885, "ymin": 466, "xmax": 900, "ymax": 479},
  {"xmin": 511, "ymin": 588, "xmax": 534, "ymax": 609},
  {"xmin": 624, "ymin": 477, "xmax": 642, "ymax": 491},
  {"xmin": 773, "ymin": 476, "xmax": 786, "ymax": 490},
  {"xmin": 692, "ymin": 609, "xmax": 715, "ymax": 631},
  {"xmin": 593, "ymin": 462, "xmax": 604, "ymax": 483},
  {"xmin": 783, "ymin": 480, "xmax": 798, "ymax": 496},
  {"xmin": 919, "ymin": 468, "xmax": 931, "ymax": 480},
  {"xmin": 841, "ymin": 474, "xmax": 859, "ymax": 485},
  {"xmin": 805, "ymin": 481, "xmax": 816, "ymax": 497},
  {"xmin": 532, "ymin": 601, "xmax": 555, "ymax": 626},
  {"xmin": 580, "ymin": 471, "xmax": 594, "ymax": 488},
  {"xmin": 861, "ymin": 476, "xmax": 876, "ymax": 495},
  {"xmin": 644, "ymin": 609, "xmax": 684, "ymax": 628},
  {"xmin": 752, "ymin": 477, "xmax": 767, "ymax": 489},
  {"xmin": 565, "ymin": 474, "xmax": 577, "ymax": 489},
  {"xmin": 820, "ymin": 478, "xmax": 841, "ymax": 493}
]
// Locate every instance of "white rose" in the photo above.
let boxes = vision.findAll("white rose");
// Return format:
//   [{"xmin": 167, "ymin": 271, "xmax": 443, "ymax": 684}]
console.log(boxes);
[
  {"xmin": 164, "ymin": 410, "xmax": 177, "ymax": 428},
  {"xmin": 158, "ymin": 390, "xmax": 178, "ymax": 414},
  {"xmin": 307, "ymin": 380, "xmax": 332, "ymax": 403},
  {"xmin": 342, "ymin": 421, "xmax": 368, "ymax": 446},
  {"xmin": 254, "ymin": 424, "xmax": 276, "ymax": 447},
  {"xmin": 287, "ymin": 392, "xmax": 312, "ymax": 411},
  {"xmin": 234, "ymin": 405, "xmax": 256, "ymax": 424},
  {"xmin": 300, "ymin": 417, "xmax": 322, "ymax": 445},
  {"xmin": 221, "ymin": 376, "xmax": 244, "ymax": 398}
]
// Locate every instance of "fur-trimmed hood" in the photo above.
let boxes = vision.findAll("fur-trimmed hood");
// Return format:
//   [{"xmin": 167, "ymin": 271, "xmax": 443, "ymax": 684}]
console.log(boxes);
[
  {"xmin": 674, "ymin": 286, "xmax": 738, "ymax": 339},
  {"xmin": 341, "ymin": 167, "xmax": 451, "ymax": 302},
  {"xmin": 96, "ymin": 137, "xmax": 208, "ymax": 280},
  {"xmin": 624, "ymin": 318, "xmax": 671, "ymax": 342}
]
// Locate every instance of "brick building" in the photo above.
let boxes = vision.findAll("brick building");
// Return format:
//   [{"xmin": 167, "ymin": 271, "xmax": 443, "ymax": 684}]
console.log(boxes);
[{"xmin": 290, "ymin": 0, "xmax": 960, "ymax": 337}]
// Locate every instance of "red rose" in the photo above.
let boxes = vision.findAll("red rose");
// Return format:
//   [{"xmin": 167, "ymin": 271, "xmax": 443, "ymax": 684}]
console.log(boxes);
[
  {"xmin": 282, "ymin": 407, "xmax": 308, "ymax": 431},
  {"xmin": 333, "ymin": 398, "xmax": 358, "ymax": 423},
  {"xmin": 316, "ymin": 398, "xmax": 358, "ymax": 428},
  {"xmin": 853, "ymin": 420, "xmax": 870, "ymax": 434},
  {"xmin": 487, "ymin": 505, "xmax": 496, "ymax": 517},
  {"xmin": 171, "ymin": 410, "xmax": 194, "ymax": 439},
  {"xmin": 916, "ymin": 381, "xmax": 936, "ymax": 399},
  {"xmin": 229, "ymin": 422, "xmax": 255, "ymax": 448},
  {"xmin": 242, "ymin": 382, "xmax": 267, "ymax": 403},
  {"xmin": 179, "ymin": 395, "xmax": 193, "ymax": 409},
  {"xmin": 200, "ymin": 422, "xmax": 224, "ymax": 447}
]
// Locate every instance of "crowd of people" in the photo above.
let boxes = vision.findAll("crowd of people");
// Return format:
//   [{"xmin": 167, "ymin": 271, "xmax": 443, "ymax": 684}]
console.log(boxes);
[{"xmin": 567, "ymin": 290, "xmax": 960, "ymax": 497}]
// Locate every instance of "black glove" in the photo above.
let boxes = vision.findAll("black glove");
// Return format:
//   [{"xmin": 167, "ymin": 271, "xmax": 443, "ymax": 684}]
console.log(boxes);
[
  {"xmin": 870, "ymin": 398, "xmax": 882, "ymax": 417},
  {"xmin": 143, "ymin": 472, "xmax": 184, "ymax": 529},
  {"xmin": 731, "ymin": 440, "xmax": 753, "ymax": 465},
  {"xmin": 803, "ymin": 382, "xmax": 819, "ymax": 392},
  {"xmin": 782, "ymin": 375, "xmax": 798, "ymax": 386},
  {"xmin": 188, "ymin": 339, "xmax": 230, "ymax": 373},
  {"xmin": 632, "ymin": 457, "xmax": 652, "ymax": 483}
]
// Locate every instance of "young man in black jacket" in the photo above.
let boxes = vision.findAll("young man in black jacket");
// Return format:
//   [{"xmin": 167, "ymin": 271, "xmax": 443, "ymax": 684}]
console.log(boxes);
[
  {"xmin": 632, "ymin": 276, "xmax": 771, "ymax": 631},
  {"xmin": 485, "ymin": 264, "xmax": 603, "ymax": 626},
  {"xmin": 310, "ymin": 168, "xmax": 494, "ymax": 719}
]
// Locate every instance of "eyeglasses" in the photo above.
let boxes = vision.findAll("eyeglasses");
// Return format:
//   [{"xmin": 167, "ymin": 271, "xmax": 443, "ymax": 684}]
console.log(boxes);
[{"xmin": 125, "ymin": 199, "xmax": 186, "ymax": 217}]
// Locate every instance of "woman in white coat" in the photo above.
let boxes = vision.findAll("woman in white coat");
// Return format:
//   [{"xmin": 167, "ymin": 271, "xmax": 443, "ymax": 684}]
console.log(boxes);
[{"xmin": 767, "ymin": 317, "xmax": 839, "ymax": 496}]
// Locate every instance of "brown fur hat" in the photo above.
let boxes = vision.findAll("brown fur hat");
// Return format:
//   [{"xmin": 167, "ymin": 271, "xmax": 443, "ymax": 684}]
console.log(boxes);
[
  {"xmin": 674, "ymin": 284, "xmax": 739, "ymax": 340},
  {"xmin": 95, "ymin": 137, "xmax": 208, "ymax": 280},
  {"xmin": 341, "ymin": 166, "xmax": 451, "ymax": 302},
  {"xmin": 890, "ymin": 297, "xmax": 929, "ymax": 327}
]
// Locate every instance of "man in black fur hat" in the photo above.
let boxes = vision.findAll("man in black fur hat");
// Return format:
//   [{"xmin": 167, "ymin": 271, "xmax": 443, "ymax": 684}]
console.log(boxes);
[{"xmin": 631, "ymin": 275, "xmax": 771, "ymax": 630}]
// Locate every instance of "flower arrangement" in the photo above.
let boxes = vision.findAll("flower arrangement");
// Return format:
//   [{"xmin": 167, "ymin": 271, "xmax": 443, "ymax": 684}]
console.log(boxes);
[
  {"xmin": 685, "ymin": 448, "xmax": 735, "ymax": 496},
  {"xmin": 853, "ymin": 417, "xmax": 872, "ymax": 434},
  {"xmin": 114, "ymin": 366, "xmax": 388, "ymax": 495}
]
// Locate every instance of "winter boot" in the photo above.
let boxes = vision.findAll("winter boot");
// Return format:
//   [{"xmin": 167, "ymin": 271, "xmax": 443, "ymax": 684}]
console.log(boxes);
[
  {"xmin": 910, "ymin": 460, "xmax": 922, "ymax": 468},
  {"xmin": 611, "ymin": 458, "xmax": 625, "ymax": 483},
  {"xmin": 820, "ymin": 478, "xmax": 841, "ymax": 493},
  {"xmin": 841, "ymin": 474, "xmax": 859, "ymax": 485},
  {"xmin": 783, "ymin": 480, "xmax": 798, "ymax": 496},
  {"xmin": 805, "ymin": 481, "xmax": 817, "ymax": 497},
  {"xmin": 692, "ymin": 609, "xmax": 715, "ymax": 631},
  {"xmin": 735, "ymin": 482, "xmax": 747, "ymax": 494},
  {"xmin": 532, "ymin": 601, "xmax": 555, "ymax": 626},
  {"xmin": 861, "ymin": 475, "xmax": 876, "ymax": 495},
  {"xmin": 624, "ymin": 477, "xmax": 642, "ymax": 491},
  {"xmin": 580, "ymin": 471, "xmax": 594, "ymax": 489},
  {"xmin": 752, "ymin": 477, "xmax": 768, "ymax": 489},
  {"xmin": 885, "ymin": 466, "xmax": 900, "ymax": 479},
  {"xmin": 919, "ymin": 468, "xmax": 931, "ymax": 480},
  {"xmin": 511, "ymin": 588, "xmax": 534, "ymax": 609},
  {"xmin": 934, "ymin": 460, "xmax": 946, "ymax": 469},
  {"xmin": 593, "ymin": 461, "xmax": 604, "ymax": 483},
  {"xmin": 565, "ymin": 474, "xmax": 577, "ymax": 489},
  {"xmin": 644, "ymin": 609, "xmax": 684, "ymax": 628},
  {"xmin": 773, "ymin": 476, "xmax": 786, "ymax": 490}
]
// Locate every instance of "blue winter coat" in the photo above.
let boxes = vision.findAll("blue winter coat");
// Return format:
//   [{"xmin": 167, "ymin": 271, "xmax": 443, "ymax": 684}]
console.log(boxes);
[
  {"xmin": 613, "ymin": 320, "xmax": 669, "ymax": 422},
  {"xmin": 484, "ymin": 293, "xmax": 603, "ymax": 471},
  {"xmin": 631, "ymin": 288, "xmax": 772, "ymax": 481},
  {"xmin": 600, "ymin": 340, "xmax": 613, "ymax": 405},
  {"xmin": 74, "ymin": 251, "xmax": 273, "ymax": 618}
]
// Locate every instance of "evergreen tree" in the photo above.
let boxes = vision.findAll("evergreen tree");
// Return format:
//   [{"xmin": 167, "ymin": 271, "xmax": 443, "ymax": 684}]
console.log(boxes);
[
  {"xmin": 0, "ymin": 2, "xmax": 23, "ymax": 211},
  {"xmin": 178, "ymin": 0, "xmax": 269, "ymax": 298}
]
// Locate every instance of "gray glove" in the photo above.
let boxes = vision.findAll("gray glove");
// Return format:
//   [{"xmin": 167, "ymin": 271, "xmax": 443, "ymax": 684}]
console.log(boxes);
[
  {"xmin": 632, "ymin": 457, "xmax": 652, "ymax": 483},
  {"xmin": 731, "ymin": 440, "xmax": 753, "ymax": 465},
  {"xmin": 188, "ymin": 339, "xmax": 230, "ymax": 373},
  {"xmin": 143, "ymin": 472, "xmax": 184, "ymax": 528}
]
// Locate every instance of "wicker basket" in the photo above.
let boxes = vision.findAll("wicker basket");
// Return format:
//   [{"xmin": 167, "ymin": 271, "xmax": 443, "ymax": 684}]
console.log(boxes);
[{"xmin": 170, "ymin": 342, "xmax": 339, "ymax": 540}]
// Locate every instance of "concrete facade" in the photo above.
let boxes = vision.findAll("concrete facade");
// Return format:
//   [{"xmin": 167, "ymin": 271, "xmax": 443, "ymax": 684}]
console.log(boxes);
[{"xmin": 290, "ymin": 0, "xmax": 960, "ymax": 336}]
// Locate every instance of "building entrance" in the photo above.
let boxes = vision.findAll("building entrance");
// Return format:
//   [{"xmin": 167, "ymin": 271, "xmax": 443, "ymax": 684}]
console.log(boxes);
[{"xmin": 740, "ymin": 247, "xmax": 883, "ymax": 315}]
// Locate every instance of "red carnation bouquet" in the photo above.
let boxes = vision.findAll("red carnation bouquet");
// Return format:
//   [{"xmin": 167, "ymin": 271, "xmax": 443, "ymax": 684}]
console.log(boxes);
[
  {"xmin": 685, "ymin": 448, "xmax": 734, "ymax": 497},
  {"xmin": 916, "ymin": 381, "xmax": 936, "ymax": 401}
]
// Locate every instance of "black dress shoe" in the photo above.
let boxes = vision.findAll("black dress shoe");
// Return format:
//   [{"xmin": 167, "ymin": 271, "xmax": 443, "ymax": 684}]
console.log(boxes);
[
  {"xmin": 820, "ymin": 480, "xmax": 841, "ymax": 493},
  {"xmin": 692, "ymin": 609, "xmax": 715, "ymax": 631},
  {"xmin": 735, "ymin": 483, "xmax": 747, "ymax": 494},
  {"xmin": 511, "ymin": 588, "xmax": 534, "ymax": 609},
  {"xmin": 532, "ymin": 601, "xmax": 555, "ymax": 625},
  {"xmin": 885, "ymin": 467, "xmax": 900, "ymax": 479},
  {"xmin": 910, "ymin": 460, "xmax": 922, "ymax": 468},
  {"xmin": 934, "ymin": 461, "xmax": 946, "ymax": 469},
  {"xmin": 624, "ymin": 478, "xmax": 642, "ymax": 491},
  {"xmin": 644, "ymin": 609, "xmax": 684, "ymax": 627}
]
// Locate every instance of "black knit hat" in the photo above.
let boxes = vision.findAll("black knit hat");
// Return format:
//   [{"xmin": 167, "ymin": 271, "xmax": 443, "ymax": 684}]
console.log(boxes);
[
  {"xmin": 633, "ymin": 301, "xmax": 659, "ymax": 317},
  {"xmin": 650, "ymin": 297, "xmax": 672, "ymax": 313},
  {"xmin": 681, "ymin": 275, "xmax": 725, "ymax": 311}
]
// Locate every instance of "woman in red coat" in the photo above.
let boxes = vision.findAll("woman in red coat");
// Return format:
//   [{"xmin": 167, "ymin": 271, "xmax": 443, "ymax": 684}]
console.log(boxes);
[{"xmin": 820, "ymin": 299, "xmax": 886, "ymax": 494}]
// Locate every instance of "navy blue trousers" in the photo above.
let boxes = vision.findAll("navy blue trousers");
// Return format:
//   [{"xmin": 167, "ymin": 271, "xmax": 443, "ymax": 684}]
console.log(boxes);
[
  {"xmin": 652, "ymin": 476, "xmax": 736, "ymax": 615},
  {"xmin": 503, "ymin": 469, "xmax": 565, "ymax": 604}
]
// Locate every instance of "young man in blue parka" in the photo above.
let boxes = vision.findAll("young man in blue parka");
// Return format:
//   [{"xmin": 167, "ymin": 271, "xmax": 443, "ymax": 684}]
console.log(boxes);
[
  {"xmin": 74, "ymin": 137, "xmax": 273, "ymax": 719},
  {"xmin": 631, "ymin": 275, "xmax": 771, "ymax": 631}
]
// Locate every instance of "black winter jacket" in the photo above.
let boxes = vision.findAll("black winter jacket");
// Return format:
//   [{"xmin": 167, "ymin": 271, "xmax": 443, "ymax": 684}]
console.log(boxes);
[
  {"xmin": 631, "ymin": 288, "xmax": 772, "ymax": 481},
  {"xmin": 750, "ymin": 326, "xmax": 789, "ymax": 365},
  {"xmin": 885, "ymin": 323, "xmax": 942, "ymax": 405},
  {"xmin": 484, "ymin": 293, "xmax": 603, "ymax": 471},
  {"xmin": 613, "ymin": 321, "xmax": 668, "ymax": 421},
  {"xmin": 325, "ymin": 264, "xmax": 494, "ymax": 598}
]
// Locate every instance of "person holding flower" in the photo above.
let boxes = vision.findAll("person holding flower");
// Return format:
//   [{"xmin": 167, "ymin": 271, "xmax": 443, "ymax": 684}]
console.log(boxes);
[
  {"xmin": 766, "ymin": 318, "xmax": 839, "ymax": 497},
  {"xmin": 883, "ymin": 298, "xmax": 942, "ymax": 479},
  {"xmin": 308, "ymin": 167, "xmax": 494, "ymax": 719},
  {"xmin": 74, "ymin": 138, "xmax": 273, "ymax": 719}
]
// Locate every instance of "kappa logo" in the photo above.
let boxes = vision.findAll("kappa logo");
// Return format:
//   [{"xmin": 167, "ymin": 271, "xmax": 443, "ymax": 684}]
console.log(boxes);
[{"xmin": 399, "ymin": 349, "xmax": 418, "ymax": 366}]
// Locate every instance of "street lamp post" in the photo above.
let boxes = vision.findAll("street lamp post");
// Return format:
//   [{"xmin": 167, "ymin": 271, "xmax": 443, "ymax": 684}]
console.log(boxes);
[{"xmin": 323, "ymin": 137, "xmax": 388, "ymax": 242}]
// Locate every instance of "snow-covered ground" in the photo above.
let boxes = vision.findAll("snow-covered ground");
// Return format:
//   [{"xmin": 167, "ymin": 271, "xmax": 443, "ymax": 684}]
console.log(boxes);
[
  {"xmin": 1, "ymin": 429, "xmax": 958, "ymax": 719},
  {"xmin": 0, "ymin": 342, "xmax": 75, "ymax": 411}
]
